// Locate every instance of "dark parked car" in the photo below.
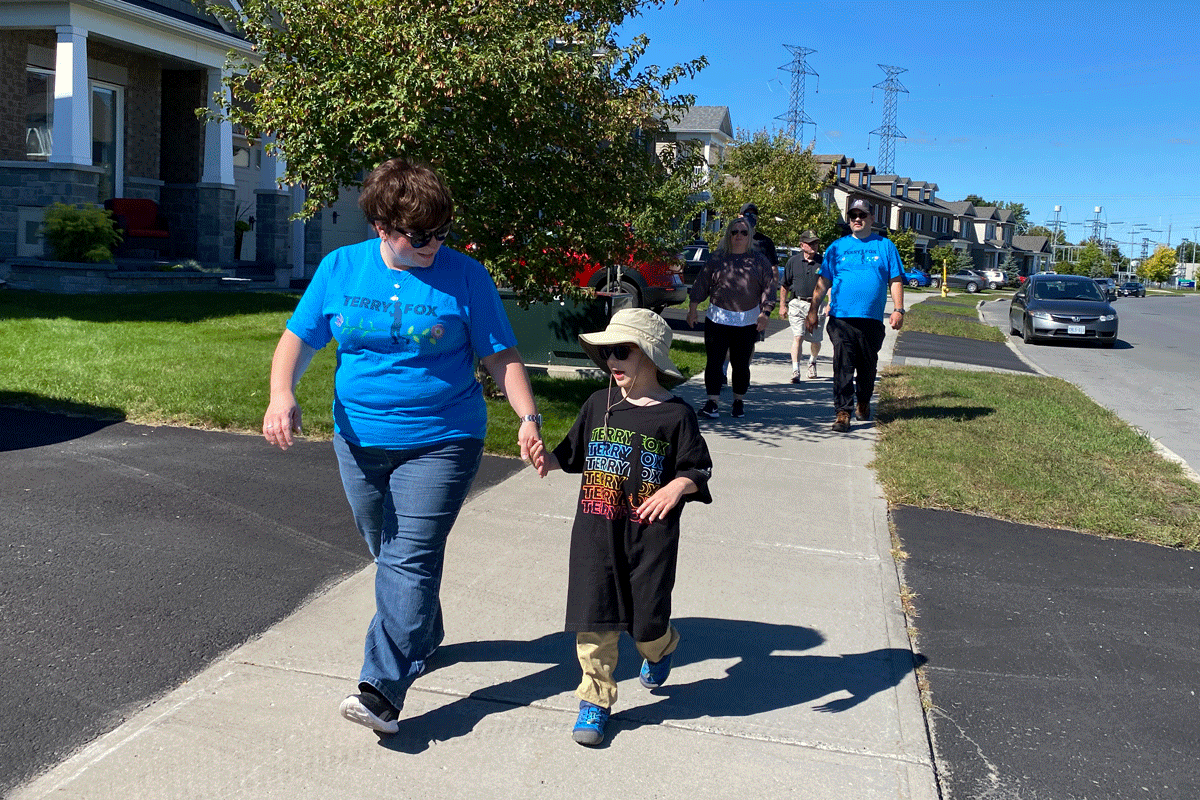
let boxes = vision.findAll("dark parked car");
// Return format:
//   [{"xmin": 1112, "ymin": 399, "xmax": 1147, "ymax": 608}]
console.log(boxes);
[
  {"xmin": 945, "ymin": 268, "xmax": 989, "ymax": 293},
  {"xmin": 681, "ymin": 242, "xmax": 710, "ymax": 286},
  {"xmin": 1118, "ymin": 281, "xmax": 1146, "ymax": 297},
  {"xmin": 1094, "ymin": 277, "xmax": 1117, "ymax": 300},
  {"xmin": 1009, "ymin": 273, "xmax": 1118, "ymax": 347}
]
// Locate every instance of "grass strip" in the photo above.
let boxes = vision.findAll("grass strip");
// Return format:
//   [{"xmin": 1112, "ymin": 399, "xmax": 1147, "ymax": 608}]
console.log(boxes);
[
  {"xmin": 904, "ymin": 295, "xmax": 1006, "ymax": 342},
  {"xmin": 874, "ymin": 366, "xmax": 1200, "ymax": 549}
]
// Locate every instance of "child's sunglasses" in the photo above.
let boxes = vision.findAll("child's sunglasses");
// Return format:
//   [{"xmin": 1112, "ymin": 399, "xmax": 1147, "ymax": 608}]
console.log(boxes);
[
  {"xmin": 391, "ymin": 219, "xmax": 453, "ymax": 249},
  {"xmin": 597, "ymin": 344, "xmax": 634, "ymax": 361}
]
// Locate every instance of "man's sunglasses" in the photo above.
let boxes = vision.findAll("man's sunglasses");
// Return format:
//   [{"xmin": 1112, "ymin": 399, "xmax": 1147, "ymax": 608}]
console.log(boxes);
[
  {"xmin": 391, "ymin": 219, "xmax": 453, "ymax": 249},
  {"xmin": 848, "ymin": 212, "xmax": 870, "ymax": 221},
  {"xmin": 598, "ymin": 344, "xmax": 634, "ymax": 361},
  {"xmin": 731, "ymin": 229, "xmax": 750, "ymax": 237}
]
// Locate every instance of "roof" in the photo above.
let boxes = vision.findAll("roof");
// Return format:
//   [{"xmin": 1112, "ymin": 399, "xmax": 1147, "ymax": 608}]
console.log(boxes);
[
  {"xmin": 942, "ymin": 201, "xmax": 973, "ymax": 216},
  {"xmin": 1012, "ymin": 235, "xmax": 1050, "ymax": 253},
  {"xmin": 667, "ymin": 106, "xmax": 733, "ymax": 138}
]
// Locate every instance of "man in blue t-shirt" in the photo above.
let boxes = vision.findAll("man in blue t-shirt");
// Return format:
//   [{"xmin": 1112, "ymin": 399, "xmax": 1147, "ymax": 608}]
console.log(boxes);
[{"xmin": 805, "ymin": 197, "xmax": 905, "ymax": 432}]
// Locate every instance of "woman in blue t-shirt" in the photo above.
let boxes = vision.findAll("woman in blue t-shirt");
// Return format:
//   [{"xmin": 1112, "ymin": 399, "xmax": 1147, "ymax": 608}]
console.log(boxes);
[{"xmin": 261, "ymin": 158, "xmax": 542, "ymax": 735}]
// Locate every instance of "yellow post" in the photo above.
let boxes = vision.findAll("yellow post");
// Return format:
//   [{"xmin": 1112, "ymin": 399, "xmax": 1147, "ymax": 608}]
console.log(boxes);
[{"xmin": 940, "ymin": 257, "xmax": 949, "ymax": 297}]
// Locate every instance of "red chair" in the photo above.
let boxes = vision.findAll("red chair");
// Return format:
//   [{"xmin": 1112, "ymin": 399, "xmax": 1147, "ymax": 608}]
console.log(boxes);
[{"xmin": 104, "ymin": 198, "xmax": 172, "ymax": 257}]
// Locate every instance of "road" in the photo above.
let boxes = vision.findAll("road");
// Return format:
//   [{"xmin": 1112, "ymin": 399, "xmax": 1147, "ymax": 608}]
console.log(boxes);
[
  {"xmin": 981, "ymin": 294, "xmax": 1200, "ymax": 472},
  {"xmin": 0, "ymin": 410, "xmax": 521, "ymax": 796}
]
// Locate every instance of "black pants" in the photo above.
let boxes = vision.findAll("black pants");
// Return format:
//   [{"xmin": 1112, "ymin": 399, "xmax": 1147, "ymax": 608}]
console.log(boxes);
[
  {"xmin": 703, "ymin": 321, "xmax": 758, "ymax": 396},
  {"xmin": 826, "ymin": 316, "xmax": 886, "ymax": 413}
]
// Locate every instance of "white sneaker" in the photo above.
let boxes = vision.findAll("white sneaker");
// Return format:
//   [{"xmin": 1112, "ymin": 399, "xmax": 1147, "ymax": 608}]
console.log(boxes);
[
  {"xmin": 806, "ymin": 362, "xmax": 817, "ymax": 379},
  {"xmin": 339, "ymin": 694, "xmax": 400, "ymax": 734}
]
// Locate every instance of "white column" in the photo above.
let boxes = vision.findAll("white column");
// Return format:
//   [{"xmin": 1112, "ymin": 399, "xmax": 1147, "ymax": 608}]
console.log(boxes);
[
  {"xmin": 52, "ymin": 26, "xmax": 91, "ymax": 166},
  {"xmin": 258, "ymin": 134, "xmax": 285, "ymax": 190},
  {"xmin": 201, "ymin": 68, "xmax": 235, "ymax": 185}
]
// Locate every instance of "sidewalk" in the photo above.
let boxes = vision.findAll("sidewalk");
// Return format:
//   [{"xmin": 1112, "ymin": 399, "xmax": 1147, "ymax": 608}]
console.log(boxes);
[{"xmin": 11, "ymin": 303, "xmax": 936, "ymax": 800}]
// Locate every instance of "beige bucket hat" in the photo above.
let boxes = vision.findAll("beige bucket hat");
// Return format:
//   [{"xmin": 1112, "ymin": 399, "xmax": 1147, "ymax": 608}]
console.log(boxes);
[{"xmin": 578, "ymin": 307, "xmax": 685, "ymax": 388}]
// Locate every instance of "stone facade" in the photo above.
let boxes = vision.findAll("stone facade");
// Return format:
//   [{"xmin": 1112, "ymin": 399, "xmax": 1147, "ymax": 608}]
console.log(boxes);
[
  {"xmin": 0, "ymin": 162, "xmax": 104, "ymax": 259},
  {"xmin": 254, "ymin": 190, "xmax": 291, "ymax": 270}
]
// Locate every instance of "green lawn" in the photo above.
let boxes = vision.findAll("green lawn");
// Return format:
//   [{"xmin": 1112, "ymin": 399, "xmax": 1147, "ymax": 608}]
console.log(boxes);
[{"xmin": 4, "ymin": 288, "xmax": 1197, "ymax": 547}]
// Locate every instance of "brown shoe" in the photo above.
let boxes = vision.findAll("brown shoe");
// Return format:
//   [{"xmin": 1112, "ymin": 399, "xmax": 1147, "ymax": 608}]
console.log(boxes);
[
  {"xmin": 856, "ymin": 402, "xmax": 871, "ymax": 421},
  {"xmin": 832, "ymin": 410, "xmax": 851, "ymax": 432}
]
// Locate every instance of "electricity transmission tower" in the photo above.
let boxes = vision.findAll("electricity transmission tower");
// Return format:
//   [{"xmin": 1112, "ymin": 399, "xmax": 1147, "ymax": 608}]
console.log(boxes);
[
  {"xmin": 869, "ymin": 64, "xmax": 908, "ymax": 174},
  {"xmin": 776, "ymin": 45, "xmax": 818, "ymax": 147}
]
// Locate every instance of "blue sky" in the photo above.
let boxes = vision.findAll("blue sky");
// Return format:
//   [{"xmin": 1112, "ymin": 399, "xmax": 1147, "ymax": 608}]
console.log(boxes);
[{"xmin": 615, "ymin": 0, "xmax": 1200, "ymax": 254}]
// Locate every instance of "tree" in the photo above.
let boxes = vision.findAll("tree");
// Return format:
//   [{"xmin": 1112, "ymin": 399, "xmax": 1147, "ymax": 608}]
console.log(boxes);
[
  {"xmin": 1076, "ymin": 241, "xmax": 1108, "ymax": 278},
  {"xmin": 930, "ymin": 243, "xmax": 972, "ymax": 275},
  {"xmin": 200, "ymin": 0, "xmax": 708, "ymax": 302},
  {"xmin": 1026, "ymin": 225, "xmax": 1067, "ymax": 245},
  {"xmin": 999, "ymin": 252, "xmax": 1020, "ymax": 284},
  {"xmin": 709, "ymin": 129, "xmax": 840, "ymax": 247},
  {"xmin": 1140, "ymin": 245, "xmax": 1178, "ymax": 284},
  {"xmin": 886, "ymin": 229, "xmax": 916, "ymax": 271},
  {"xmin": 1107, "ymin": 245, "xmax": 1129, "ymax": 274}
]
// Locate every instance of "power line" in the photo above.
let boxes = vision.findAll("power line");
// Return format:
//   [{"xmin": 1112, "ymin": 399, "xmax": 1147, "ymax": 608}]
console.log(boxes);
[
  {"xmin": 776, "ymin": 45, "xmax": 818, "ymax": 148},
  {"xmin": 869, "ymin": 65, "xmax": 908, "ymax": 175}
]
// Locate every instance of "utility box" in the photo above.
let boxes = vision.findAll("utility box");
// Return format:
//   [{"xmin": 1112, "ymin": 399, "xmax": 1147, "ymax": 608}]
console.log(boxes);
[{"xmin": 500, "ymin": 290, "xmax": 620, "ymax": 366}]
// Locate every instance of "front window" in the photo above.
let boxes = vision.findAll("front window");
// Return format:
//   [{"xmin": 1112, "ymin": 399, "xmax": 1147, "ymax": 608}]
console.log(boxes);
[
  {"xmin": 26, "ymin": 68, "xmax": 54, "ymax": 160},
  {"xmin": 92, "ymin": 82, "xmax": 122, "ymax": 201}
]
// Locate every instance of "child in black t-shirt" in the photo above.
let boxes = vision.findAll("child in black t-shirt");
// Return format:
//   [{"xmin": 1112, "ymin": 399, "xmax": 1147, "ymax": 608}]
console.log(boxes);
[{"xmin": 528, "ymin": 308, "xmax": 713, "ymax": 747}]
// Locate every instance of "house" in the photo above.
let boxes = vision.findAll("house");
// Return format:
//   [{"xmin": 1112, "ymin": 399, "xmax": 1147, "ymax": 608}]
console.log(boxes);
[
  {"xmin": 1010, "ymin": 235, "xmax": 1052, "ymax": 274},
  {"xmin": 660, "ymin": 105, "xmax": 733, "ymax": 235},
  {"xmin": 1, "ymin": 0, "xmax": 361, "ymax": 282}
]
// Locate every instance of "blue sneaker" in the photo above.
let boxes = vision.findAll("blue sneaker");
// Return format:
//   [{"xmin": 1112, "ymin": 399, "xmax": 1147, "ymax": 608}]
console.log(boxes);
[
  {"xmin": 572, "ymin": 700, "xmax": 610, "ymax": 746},
  {"xmin": 639, "ymin": 652, "xmax": 673, "ymax": 688}
]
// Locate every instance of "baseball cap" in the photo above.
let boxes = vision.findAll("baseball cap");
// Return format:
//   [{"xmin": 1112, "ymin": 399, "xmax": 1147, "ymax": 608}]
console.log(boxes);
[
  {"xmin": 847, "ymin": 198, "xmax": 872, "ymax": 217},
  {"xmin": 739, "ymin": 202, "xmax": 759, "ymax": 216},
  {"xmin": 798, "ymin": 229, "xmax": 819, "ymax": 244}
]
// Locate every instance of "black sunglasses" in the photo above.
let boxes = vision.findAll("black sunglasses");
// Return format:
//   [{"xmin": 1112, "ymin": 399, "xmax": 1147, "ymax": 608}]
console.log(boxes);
[
  {"xmin": 731, "ymin": 229, "xmax": 750, "ymax": 237},
  {"xmin": 390, "ymin": 219, "xmax": 453, "ymax": 249},
  {"xmin": 598, "ymin": 344, "xmax": 634, "ymax": 361},
  {"xmin": 848, "ymin": 212, "xmax": 870, "ymax": 221}
]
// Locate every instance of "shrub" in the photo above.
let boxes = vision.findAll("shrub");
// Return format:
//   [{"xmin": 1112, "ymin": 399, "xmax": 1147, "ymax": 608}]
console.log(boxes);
[{"xmin": 41, "ymin": 203, "xmax": 123, "ymax": 262}]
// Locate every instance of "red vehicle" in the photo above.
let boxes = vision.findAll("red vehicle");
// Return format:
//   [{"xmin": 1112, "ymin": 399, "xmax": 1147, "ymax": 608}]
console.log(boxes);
[{"xmin": 569, "ymin": 244, "xmax": 686, "ymax": 313}]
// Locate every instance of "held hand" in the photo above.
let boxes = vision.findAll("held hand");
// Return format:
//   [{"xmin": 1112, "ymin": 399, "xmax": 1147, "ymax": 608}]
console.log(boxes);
[
  {"xmin": 525, "ymin": 437, "xmax": 550, "ymax": 477},
  {"xmin": 518, "ymin": 419, "xmax": 542, "ymax": 464},
  {"xmin": 633, "ymin": 482, "xmax": 686, "ymax": 524},
  {"xmin": 263, "ymin": 399, "xmax": 302, "ymax": 451}
]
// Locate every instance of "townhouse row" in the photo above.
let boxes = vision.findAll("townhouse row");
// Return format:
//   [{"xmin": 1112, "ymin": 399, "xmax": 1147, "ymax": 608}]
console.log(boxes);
[{"xmin": 667, "ymin": 105, "xmax": 1053, "ymax": 277}]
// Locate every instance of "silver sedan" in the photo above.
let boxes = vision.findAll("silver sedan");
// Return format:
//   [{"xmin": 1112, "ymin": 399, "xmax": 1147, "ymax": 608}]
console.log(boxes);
[{"xmin": 1009, "ymin": 274, "xmax": 1118, "ymax": 348}]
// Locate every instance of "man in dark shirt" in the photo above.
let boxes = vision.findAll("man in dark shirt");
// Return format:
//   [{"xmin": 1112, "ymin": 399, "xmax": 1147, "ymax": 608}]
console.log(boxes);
[
  {"xmin": 780, "ymin": 229, "xmax": 825, "ymax": 381},
  {"xmin": 738, "ymin": 203, "xmax": 778, "ymax": 269}
]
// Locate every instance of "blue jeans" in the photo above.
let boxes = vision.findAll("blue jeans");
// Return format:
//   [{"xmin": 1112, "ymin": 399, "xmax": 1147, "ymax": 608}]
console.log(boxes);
[{"xmin": 333, "ymin": 434, "xmax": 484, "ymax": 711}]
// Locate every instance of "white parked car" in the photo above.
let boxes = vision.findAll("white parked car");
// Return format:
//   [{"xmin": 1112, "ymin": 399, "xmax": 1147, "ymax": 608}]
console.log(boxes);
[{"xmin": 982, "ymin": 268, "xmax": 1006, "ymax": 289}]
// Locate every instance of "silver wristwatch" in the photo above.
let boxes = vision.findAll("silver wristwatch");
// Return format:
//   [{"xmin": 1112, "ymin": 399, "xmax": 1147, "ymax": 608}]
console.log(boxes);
[{"xmin": 520, "ymin": 413, "xmax": 543, "ymax": 428}]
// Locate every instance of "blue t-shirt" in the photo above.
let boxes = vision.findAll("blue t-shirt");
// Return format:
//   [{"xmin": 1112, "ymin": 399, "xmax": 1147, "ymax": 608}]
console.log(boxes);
[
  {"xmin": 820, "ymin": 234, "xmax": 904, "ymax": 320},
  {"xmin": 287, "ymin": 239, "xmax": 517, "ymax": 449}
]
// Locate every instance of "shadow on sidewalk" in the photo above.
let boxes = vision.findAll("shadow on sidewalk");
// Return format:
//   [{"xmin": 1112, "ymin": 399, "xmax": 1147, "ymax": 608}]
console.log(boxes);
[
  {"xmin": 671, "ymin": 381, "xmax": 879, "ymax": 448},
  {"xmin": 378, "ymin": 617, "xmax": 923, "ymax": 751}
]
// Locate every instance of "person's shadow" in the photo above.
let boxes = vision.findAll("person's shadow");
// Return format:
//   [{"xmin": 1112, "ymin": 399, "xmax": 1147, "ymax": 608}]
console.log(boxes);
[{"xmin": 377, "ymin": 617, "xmax": 925, "ymax": 752}]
